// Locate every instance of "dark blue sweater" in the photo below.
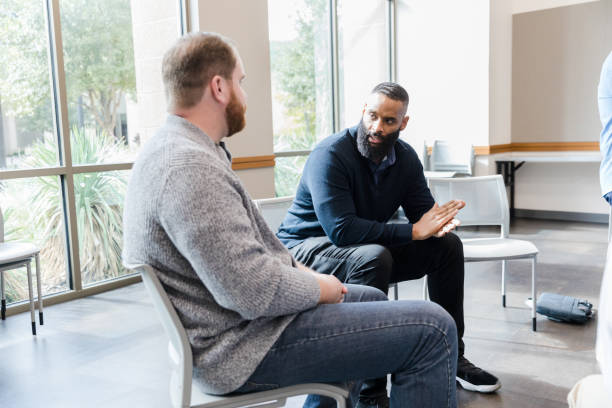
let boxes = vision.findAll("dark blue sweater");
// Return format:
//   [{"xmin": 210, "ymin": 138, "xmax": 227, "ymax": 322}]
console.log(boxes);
[{"xmin": 277, "ymin": 125, "xmax": 435, "ymax": 249}]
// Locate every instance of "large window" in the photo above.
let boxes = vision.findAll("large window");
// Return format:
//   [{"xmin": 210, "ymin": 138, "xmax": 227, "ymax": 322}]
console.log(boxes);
[
  {"xmin": 337, "ymin": 0, "xmax": 390, "ymax": 128},
  {"xmin": 0, "ymin": 0, "xmax": 180, "ymax": 307},
  {"xmin": 268, "ymin": 0, "xmax": 333, "ymax": 196},
  {"xmin": 268, "ymin": 0, "xmax": 394, "ymax": 196}
]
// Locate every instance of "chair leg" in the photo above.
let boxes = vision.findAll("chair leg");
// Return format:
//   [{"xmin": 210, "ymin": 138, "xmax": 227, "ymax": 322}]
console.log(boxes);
[
  {"xmin": 531, "ymin": 257, "xmax": 537, "ymax": 332},
  {"xmin": 1, "ymin": 270, "xmax": 5, "ymax": 320},
  {"xmin": 35, "ymin": 254, "xmax": 43, "ymax": 325},
  {"xmin": 501, "ymin": 260, "xmax": 507, "ymax": 307},
  {"xmin": 26, "ymin": 261, "xmax": 36, "ymax": 335},
  {"xmin": 422, "ymin": 275, "xmax": 429, "ymax": 300}
]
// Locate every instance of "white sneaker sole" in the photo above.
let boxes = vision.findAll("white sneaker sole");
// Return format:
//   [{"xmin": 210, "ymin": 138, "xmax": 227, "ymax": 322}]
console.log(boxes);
[{"xmin": 456, "ymin": 377, "xmax": 501, "ymax": 393}]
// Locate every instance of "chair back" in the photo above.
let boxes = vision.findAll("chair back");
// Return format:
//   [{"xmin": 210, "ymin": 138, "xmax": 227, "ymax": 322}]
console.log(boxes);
[
  {"xmin": 133, "ymin": 264, "xmax": 193, "ymax": 408},
  {"xmin": 254, "ymin": 196, "xmax": 294, "ymax": 232},
  {"xmin": 421, "ymin": 141, "xmax": 430, "ymax": 171},
  {"xmin": 430, "ymin": 140, "xmax": 474, "ymax": 175},
  {"xmin": 428, "ymin": 175, "xmax": 509, "ymax": 237}
]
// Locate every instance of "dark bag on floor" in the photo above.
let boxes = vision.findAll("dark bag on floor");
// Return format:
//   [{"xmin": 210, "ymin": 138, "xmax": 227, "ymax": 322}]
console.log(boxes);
[{"xmin": 536, "ymin": 292, "xmax": 593, "ymax": 323}]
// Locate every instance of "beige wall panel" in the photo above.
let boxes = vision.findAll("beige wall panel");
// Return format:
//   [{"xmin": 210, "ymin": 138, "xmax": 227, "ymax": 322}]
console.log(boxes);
[
  {"xmin": 513, "ymin": 0, "xmax": 601, "ymax": 15},
  {"xmin": 510, "ymin": 0, "xmax": 611, "ymax": 215},
  {"xmin": 191, "ymin": 0, "xmax": 274, "ymax": 159},
  {"xmin": 512, "ymin": 1, "xmax": 610, "ymax": 143},
  {"xmin": 490, "ymin": 0, "xmax": 513, "ymax": 146},
  {"xmin": 189, "ymin": 0, "xmax": 275, "ymax": 196},
  {"xmin": 235, "ymin": 167, "xmax": 275, "ymax": 199}
]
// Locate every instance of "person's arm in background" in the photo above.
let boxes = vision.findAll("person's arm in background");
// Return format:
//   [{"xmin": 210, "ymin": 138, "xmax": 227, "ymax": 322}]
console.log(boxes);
[
  {"xmin": 597, "ymin": 50, "xmax": 612, "ymax": 396},
  {"xmin": 599, "ymin": 52, "xmax": 612, "ymax": 204}
]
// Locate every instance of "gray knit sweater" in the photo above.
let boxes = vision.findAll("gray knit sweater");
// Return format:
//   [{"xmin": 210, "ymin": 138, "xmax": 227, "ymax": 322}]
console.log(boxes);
[{"xmin": 122, "ymin": 115, "xmax": 320, "ymax": 394}]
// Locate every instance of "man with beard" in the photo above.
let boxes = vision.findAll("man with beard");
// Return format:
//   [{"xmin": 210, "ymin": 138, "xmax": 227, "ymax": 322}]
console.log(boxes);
[
  {"xmin": 123, "ymin": 34, "xmax": 460, "ymax": 408},
  {"xmin": 277, "ymin": 82, "xmax": 501, "ymax": 407}
]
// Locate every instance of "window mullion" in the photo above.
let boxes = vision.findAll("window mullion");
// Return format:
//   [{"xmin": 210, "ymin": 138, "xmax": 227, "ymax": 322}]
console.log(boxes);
[
  {"xmin": 387, "ymin": 0, "xmax": 397, "ymax": 82},
  {"xmin": 330, "ymin": 0, "xmax": 340, "ymax": 133},
  {"xmin": 45, "ymin": 0, "xmax": 82, "ymax": 291},
  {"xmin": 179, "ymin": 0, "xmax": 190, "ymax": 35}
]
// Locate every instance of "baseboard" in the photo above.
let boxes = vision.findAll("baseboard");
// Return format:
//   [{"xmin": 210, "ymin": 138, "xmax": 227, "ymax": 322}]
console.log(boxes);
[{"xmin": 514, "ymin": 209, "xmax": 608, "ymax": 224}]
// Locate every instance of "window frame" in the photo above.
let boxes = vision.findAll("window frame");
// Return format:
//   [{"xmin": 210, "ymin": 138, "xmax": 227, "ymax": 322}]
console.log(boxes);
[
  {"xmin": 271, "ymin": 0, "xmax": 397, "ymax": 165},
  {"xmin": 0, "ymin": 0, "xmax": 186, "ymax": 315}
]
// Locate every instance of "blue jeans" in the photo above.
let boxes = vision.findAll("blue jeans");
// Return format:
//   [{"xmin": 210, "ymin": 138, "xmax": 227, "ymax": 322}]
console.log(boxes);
[{"xmin": 234, "ymin": 284, "xmax": 458, "ymax": 408}]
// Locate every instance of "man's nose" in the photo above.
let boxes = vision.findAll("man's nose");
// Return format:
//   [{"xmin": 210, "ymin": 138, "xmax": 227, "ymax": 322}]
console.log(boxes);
[{"xmin": 373, "ymin": 119, "xmax": 383, "ymax": 134}]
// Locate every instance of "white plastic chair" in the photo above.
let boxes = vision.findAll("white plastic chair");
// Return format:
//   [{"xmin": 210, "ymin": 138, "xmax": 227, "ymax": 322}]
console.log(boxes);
[
  {"xmin": 428, "ymin": 175, "xmax": 539, "ymax": 331},
  {"xmin": 430, "ymin": 140, "xmax": 474, "ymax": 176},
  {"xmin": 132, "ymin": 264, "xmax": 349, "ymax": 408},
  {"xmin": 0, "ymin": 205, "xmax": 43, "ymax": 335},
  {"xmin": 253, "ymin": 196, "xmax": 295, "ymax": 232},
  {"xmin": 255, "ymin": 197, "xmax": 400, "ymax": 301}
]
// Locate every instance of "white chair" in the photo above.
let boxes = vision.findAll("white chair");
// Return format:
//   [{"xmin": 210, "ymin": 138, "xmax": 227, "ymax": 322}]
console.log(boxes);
[
  {"xmin": 428, "ymin": 175, "xmax": 539, "ymax": 331},
  {"xmin": 0, "ymin": 205, "xmax": 43, "ymax": 335},
  {"xmin": 133, "ymin": 264, "xmax": 348, "ymax": 408},
  {"xmin": 255, "ymin": 197, "xmax": 401, "ymax": 301},
  {"xmin": 430, "ymin": 140, "xmax": 474, "ymax": 176},
  {"xmin": 253, "ymin": 196, "xmax": 295, "ymax": 232}
]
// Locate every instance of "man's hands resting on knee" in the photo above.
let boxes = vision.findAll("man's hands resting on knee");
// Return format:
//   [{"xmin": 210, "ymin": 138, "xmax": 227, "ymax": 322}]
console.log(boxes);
[{"xmin": 412, "ymin": 200, "xmax": 466, "ymax": 240}]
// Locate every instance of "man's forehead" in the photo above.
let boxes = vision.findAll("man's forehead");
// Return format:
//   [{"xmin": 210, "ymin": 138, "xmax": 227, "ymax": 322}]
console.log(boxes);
[
  {"xmin": 233, "ymin": 56, "xmax": 246, "ymax": 78},
  {"xmin": 364, "ymin": 93, "xmax": 406, "ymax": 116}
]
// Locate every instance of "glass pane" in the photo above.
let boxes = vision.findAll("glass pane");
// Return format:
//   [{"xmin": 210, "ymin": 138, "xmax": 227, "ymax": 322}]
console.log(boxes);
[
  {"xmin": 268, "ymin": 0, "xmax": 333, "ymax": 153},
  {"xmin": 0, "ymin": 177, "xmax": 69, "ymax": 304},
  {"xmin": 275, "ymin": 156, "xmax": 308, "ymax": 197},
  {"xmin": 337, "ymin": 0, "xmax": 389, "ymax": 128},
  {"xmin": 0, "ymin": 1, "xmax": 58, "ymax": 170},
  {"xmin": 74, "ymin": 170, "xmax": 131, "ymax": 286},
  {"xmin": 60, "ymin": 0, "xmax": 179, "ymax": 164}
]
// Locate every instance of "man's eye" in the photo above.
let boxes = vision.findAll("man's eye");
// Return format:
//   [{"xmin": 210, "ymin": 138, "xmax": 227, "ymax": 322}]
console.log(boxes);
[{"xmin": 369, "ymin": 113, "xmax": 376, "ymax": 119}]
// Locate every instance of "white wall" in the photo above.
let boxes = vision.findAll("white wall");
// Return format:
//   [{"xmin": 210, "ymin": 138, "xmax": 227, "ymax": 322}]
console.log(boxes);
[
  {"xmin": 395, "ymin": 0, "xmax": 490, "ymax": 155},
  {"xmin": 190, "ymin": 0, "xmax": 275, "ymax": 198},
  {"xmin": 130, "ymin": 0, "xmax": 180, "ymax": 145},
  {"xmin": 338, "ymin": 0, "xmax": 388, "ymax": 128}
]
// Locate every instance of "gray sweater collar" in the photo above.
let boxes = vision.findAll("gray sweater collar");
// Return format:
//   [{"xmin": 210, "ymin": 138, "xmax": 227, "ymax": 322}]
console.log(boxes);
[{"xmin": 165, "ymin": 114, "xmax": 232, "ymax": 163}]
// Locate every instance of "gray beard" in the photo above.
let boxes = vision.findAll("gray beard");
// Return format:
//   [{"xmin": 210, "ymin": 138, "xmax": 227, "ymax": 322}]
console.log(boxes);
[{"xmin": 356, "ymin": 120, "xmax": 400, "ymax": 163}]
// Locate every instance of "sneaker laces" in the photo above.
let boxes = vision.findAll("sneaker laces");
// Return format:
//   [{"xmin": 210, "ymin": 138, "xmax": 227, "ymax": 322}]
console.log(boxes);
[{"xmin": 458, "ymin": 356, "xmax": 482, "ymax": 374}]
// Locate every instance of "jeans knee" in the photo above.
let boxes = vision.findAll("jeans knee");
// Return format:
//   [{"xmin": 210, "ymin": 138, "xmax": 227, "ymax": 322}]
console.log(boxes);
[
  {"xmin": 422, "ymin": 301, "xmax": 458, "ymax": 341},
  {"xmin": 346, "ymin": 284, "xmax": 388, "ymax": 302}
]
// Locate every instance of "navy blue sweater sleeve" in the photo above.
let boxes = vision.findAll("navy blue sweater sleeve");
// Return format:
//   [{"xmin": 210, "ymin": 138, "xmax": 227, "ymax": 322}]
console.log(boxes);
[
  {"xmin": 306, "ymin": 147, "xmax": 414, "ymax": 247},
  {"xmin": 401, "ymin": 159, "xmax": 435, "ymax": 224}
]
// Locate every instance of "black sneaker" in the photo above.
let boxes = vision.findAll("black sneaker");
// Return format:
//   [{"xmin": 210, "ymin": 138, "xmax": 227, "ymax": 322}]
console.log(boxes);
[
  {"xmin": 456, "ymin": 356, "xmax": 501, "ymax": 393},
  {"xmin": 354, "ymin": 395, "xmax": 390, "ymax": 408}
]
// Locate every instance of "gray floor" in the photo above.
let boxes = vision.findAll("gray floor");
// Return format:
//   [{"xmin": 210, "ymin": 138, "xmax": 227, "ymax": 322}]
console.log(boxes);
[{"xmin": 0, "ymin": 219, "xmax": 606, "ymax": 407}]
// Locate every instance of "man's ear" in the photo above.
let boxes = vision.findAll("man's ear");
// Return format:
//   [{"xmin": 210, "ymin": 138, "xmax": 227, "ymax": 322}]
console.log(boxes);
[
  {"xmin": 210, "ymin": 75, "xmax": 230, "ymax": 104},
  {"xmin": 399, "ymin": 115, "xmax": 410, "ymax": 131}
]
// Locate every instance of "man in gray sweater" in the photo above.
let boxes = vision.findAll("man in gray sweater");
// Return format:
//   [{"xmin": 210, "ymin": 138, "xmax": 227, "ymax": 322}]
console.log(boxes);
[{"xmin": 123, "ymin": 32, "xmax": 458, "ymax": 408}]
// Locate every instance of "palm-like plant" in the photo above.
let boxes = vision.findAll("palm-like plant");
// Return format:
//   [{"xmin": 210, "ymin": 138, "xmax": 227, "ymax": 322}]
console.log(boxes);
[{"xmin": 1, "ymin": 127, "xmax": 128, "ymax": 301}]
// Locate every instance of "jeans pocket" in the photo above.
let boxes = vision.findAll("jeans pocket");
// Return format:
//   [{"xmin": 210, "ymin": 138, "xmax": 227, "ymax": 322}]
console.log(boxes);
[{"xmin": 234, "ymin": 381, "xmax": 280, "ymax": 394}]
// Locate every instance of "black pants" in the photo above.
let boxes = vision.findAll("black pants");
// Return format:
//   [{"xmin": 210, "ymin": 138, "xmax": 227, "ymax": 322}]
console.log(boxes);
[
  {"xmin": 290, "ymin": 233, "xmax": 465, "ymax": 355},
  {"xmin": 291, "ymin": 233, "xmax": 465, "ymax": 406}
]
